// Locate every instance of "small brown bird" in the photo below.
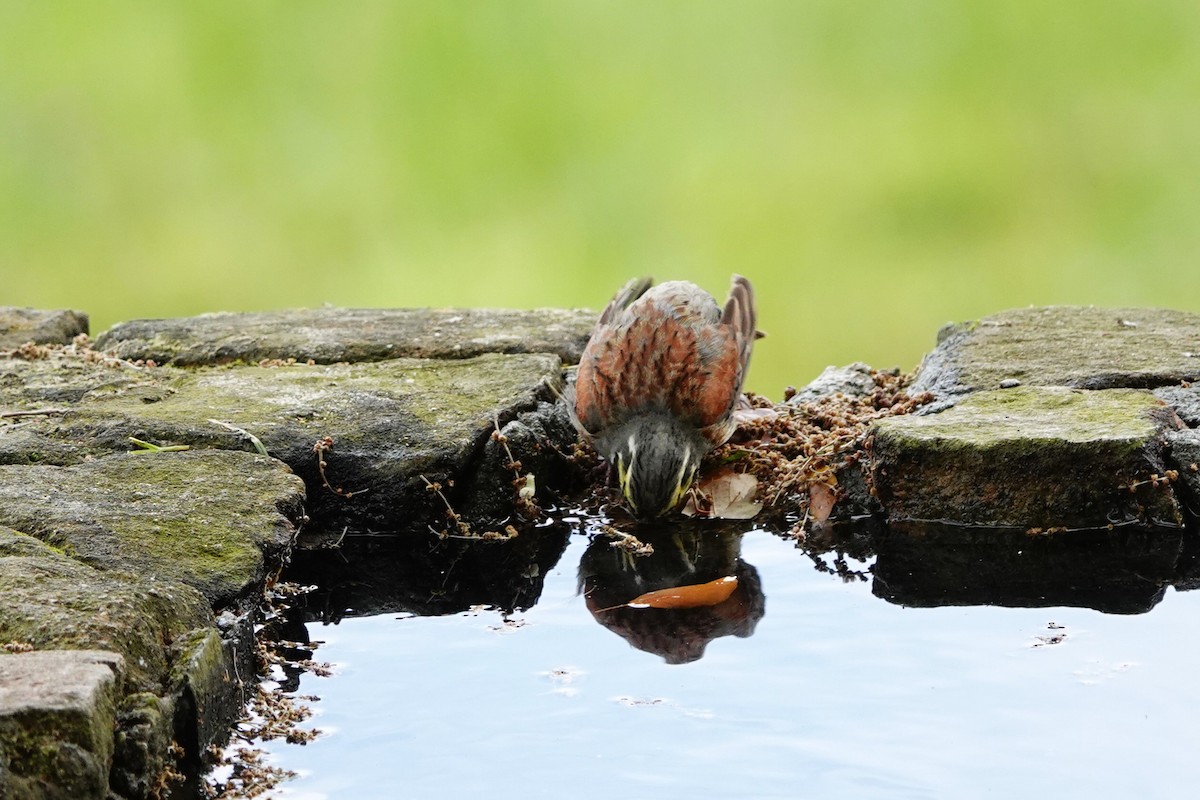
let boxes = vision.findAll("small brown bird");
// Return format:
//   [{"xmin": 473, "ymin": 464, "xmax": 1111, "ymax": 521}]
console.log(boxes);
[{"xmin": 569, "ymin": 275, "xmax": 757, "ymax": 518}]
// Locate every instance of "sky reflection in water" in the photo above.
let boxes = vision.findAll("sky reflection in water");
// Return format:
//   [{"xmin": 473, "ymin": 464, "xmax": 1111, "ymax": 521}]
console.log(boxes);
[{"xmin": 265, "ymin": 531, "xmax": 1199, "ymax": 800}]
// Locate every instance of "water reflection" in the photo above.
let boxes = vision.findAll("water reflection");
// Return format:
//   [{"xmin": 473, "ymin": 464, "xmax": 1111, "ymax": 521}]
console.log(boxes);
[
  {"xmin": 285, "ymin": 515, "xmax": 1196, "ymax": 641},
  {"xmin": 871, "ymin": 521, "xmax": 1187, "ymax": 615},
  {"xmin": 287, "ymin": 520, "xmax": 572, "ymax": 621},
  {"xmin": 577, "ymin": 527, "xmax": 764, "ymax": 664},
  {"xmin": 258, "ymin": 514, "xmax": 1200, "ymax": 799}
]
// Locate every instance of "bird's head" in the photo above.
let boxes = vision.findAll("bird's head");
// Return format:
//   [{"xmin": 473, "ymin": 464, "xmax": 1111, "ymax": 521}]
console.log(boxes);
[{"xmin": 597, "ymin": 413, "xmax": 709, "ymax": 518}]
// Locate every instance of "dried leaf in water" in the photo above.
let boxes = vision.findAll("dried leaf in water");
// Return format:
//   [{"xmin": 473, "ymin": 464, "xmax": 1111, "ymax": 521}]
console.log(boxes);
[
  {"xmin": 808, "ymin": 479, "xmax": 838, "ymax": 524},
  {"xmin": 626, "ymin": 576, "xmax": 739, "ymax": 609},
  {"xmin": 681, "ymin": 467, "xmax": 762, "ymax": 519}
]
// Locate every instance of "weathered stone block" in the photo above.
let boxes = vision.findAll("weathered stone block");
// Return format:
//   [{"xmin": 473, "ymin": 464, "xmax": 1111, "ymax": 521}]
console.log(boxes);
[
  {"xmin": 1154, "ymin": 384, "xmax": 1200, "ymax": 428},
  {"xmin": 0, "ymin": 527, "xmax": 213, "ymax": 692},
  {"xmin": 913, "ymin": 306, "xmax": 1200, "ymax": 404},
  {"xmin": 0, "ymin": 651, "xmax": 123, "ymax": 800},
  {"xmin": 95, "ymin": 306, "xmax": 594, "ymax": 365},
  {"xmin": 0, "ymin": 451, "xmax": 305, "ymax": 607},
  {"xmin": 0, "ymin": 350, "xmax": 570, "ymax": 530},
  {"xmin": 0, "ymin": 308, "xmax": 89, "ymax": 350},
  {"xmin": 1166, "ymin": 428, "xmax": 1200, "ymax": 525},
  {"xmin": 869, "ymin": 386, "xmax": 1183, "ymax": 529}
]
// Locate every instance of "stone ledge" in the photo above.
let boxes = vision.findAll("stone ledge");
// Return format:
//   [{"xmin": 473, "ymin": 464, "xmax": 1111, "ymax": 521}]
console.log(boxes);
[
  {"xmin": 0, "ymin": 308, "xmax": 88, "ymax": 350},
  {"xmin": 869, "ymin": 386, "xmax": 1183, "ymax": 529},
  {"xmin": 95, "ymin": 306, "xmax": 594, "ymax": 365},
  {"xmin": 913, "ymin": 306, "xmax": 1200, "ymax": 404},
  {"xmin": 0, "ymin": 451, "xmax": 305, "ymax": 608},
  {"xmin": 0, "ymin": 650, "xmax": 123, "ymax": 800}
]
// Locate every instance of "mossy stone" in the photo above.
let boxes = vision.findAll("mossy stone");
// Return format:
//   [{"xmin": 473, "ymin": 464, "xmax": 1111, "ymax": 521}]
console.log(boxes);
[
  {"xmin": 870, "ymin": 386, "xmax": 1183, "ymax": 529},
  {"xmin": 0, "ymin": 451, "xmax": 304, "ymax": 607},
  {"xmin": 914, "ymin": 306, "xmax": 1200, "ymax": 402},
  {"xmin": 0, "ymin": 650, "xmax": 123, "ymax": 800},
  {"xmin": 95, "ymin": 306, "xmax": 593, "ymax": 365}
]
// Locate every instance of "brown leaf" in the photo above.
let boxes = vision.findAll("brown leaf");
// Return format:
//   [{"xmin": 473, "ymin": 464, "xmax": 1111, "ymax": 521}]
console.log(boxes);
[
  {"xmin": 808, "ymin": 479, "xmax": 838, "ymax": 524},
  {"xmin": 681, "ymin": 467, "xmax": 762, "ymax": 519},
  {"xmin": 625, "ymin": 576, "xmax": 739, "ymax": 609}
]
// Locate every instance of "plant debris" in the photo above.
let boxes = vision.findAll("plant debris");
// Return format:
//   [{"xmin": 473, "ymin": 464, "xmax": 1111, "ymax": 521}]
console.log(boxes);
[
  {"xmin": 313, "ymin": 436, "xmax": 368, "ymax": 498},
  {"xmin": 422, "ymin": 474, "xmax": 520, "ymax": 541},
  {"xmin": 128, "ymin": 436, "xmax": 190, "ymax": 453},
  {"xmin": 704, "ymin": 369, "xmax": 933, "ymax": 532},
  {"xmin": 2, "ymin": 333, "xmax": 156, "ymax": 369},
  {"xmin": 492, "ymin": 414, "xmax": 541, "ymax": 518},
  {"xmin": 600, "ymin": 524, "xmax": 653, "ymax": 556},
  {"xmin": 202, "ymin": 581, "xmax": 328, "ymax": 799},
  {"xmin": 681, "ymin": 468, "xmax": 761, "ymax": 519}
]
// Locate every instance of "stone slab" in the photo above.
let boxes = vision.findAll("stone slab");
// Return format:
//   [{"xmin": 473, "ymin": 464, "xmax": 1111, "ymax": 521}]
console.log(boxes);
[
  {"xmin": 1166, "ymin": 428, "xmax": 1200, "ymax": 524},
  {"xmin": 1, "ymin": 350, "xmax": 567, "ymax": 529},
  {"xmin": 0, "ymin": 451, "xmax": 305, "ymax": 607},
  {"xmin": 869, "ymin": 386, "xmax": 1183, "ymax": 529},
  {"xmin": 913, "ymin": 306, "xmax": 1200, "ymax": 404},
  {"xmin": 0, "ymin": 527, "xmax": 215, "ymax": 692},
  {"xmin": 0, "ymin": 308, "xmax": 89, "ymax": 350},
  {"xmin": 95, "ymin": 306, "xmax": 594, "ymax": 365},
  {"xmin": 0, "ymin": 650, "xmax": 123, "ymax": 800},
  {"xmin": 1155, "ymin": 384, "xmax": 1200, "ymax": 428}
]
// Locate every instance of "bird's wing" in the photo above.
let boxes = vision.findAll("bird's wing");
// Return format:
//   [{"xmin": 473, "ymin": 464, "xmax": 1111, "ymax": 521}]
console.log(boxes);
[
  {"xmin": 597, "ymin": 277, "xmax": 653, "ymax": 326},
  {"xmin": 573, "ymin": 276, "xmax": 756, "ymax": 444},
  {"xmin": 696, "ymin": 275, "xmax": 757, "ymax": 444},
  {"xmin": 721, "ymin": 274, "xmax": 756, "ymax": 389},
  {"xmin": 573, "ymin": 277, "xmax": 653, "ymax": 435}
]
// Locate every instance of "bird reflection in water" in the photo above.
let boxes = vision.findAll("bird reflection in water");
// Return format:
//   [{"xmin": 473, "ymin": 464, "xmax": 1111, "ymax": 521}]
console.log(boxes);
[{"xmin": 578, "ymin": 525, "xmax": 764, "ymax": 664}]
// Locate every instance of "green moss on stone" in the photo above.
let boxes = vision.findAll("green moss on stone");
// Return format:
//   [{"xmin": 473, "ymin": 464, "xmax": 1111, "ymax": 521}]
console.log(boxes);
[
  {"xmin": 0, "ymin": 451, "xmax": 303, "ymax": 607},
  {"xmin": 0, "ymin": 530, "xmax": 214, "ymax": 693},
  {"xmin": 916, "ymin": 306, "xmax": 1200, "ymax": 396},
  {"xmin": 877, "ymin": 386, "xmax": 1163, "ymax": 447},
  {"xmin": 870, "ymin": 387, "xmax": 1182, "ymax": 529}
]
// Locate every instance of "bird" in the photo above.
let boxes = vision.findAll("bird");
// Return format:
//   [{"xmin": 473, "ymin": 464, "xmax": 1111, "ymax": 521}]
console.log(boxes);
[{"xmin": 568, "ymin": 275, "xmax": 757, "ymax": 518}]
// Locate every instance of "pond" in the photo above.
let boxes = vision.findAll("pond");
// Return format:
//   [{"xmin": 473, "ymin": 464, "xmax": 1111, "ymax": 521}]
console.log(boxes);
[{"xmin": 248, "ymin": 517, "xmax": 1200, "ymax": 799}]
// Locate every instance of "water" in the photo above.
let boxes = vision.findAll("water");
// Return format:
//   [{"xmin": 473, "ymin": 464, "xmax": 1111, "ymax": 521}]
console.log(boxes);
[{"xmin": 260, "ymin": 524, "xmax": 1200, "ymax": 800}]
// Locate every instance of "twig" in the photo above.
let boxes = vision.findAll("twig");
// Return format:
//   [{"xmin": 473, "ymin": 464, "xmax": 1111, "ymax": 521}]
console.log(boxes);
[
  {"xmin": 420, "ymin": 474, "xmax": 517, "ymax": 541},
  {"xmin": 129, "ymin": 438, "xmax": 189, "ymax": 450},
  {"xmin": 209, "ymin": 419, "xmax": 270, "ymax": 456},
  {"xmin": 600, "ymin": 525, "xmax": 653, "ymax": 556},
  {"xmin": 491, "ymin": 414, "xmax": 540, "ymax": 517},
  {"xmin": 0, "ymin": 407, "xmax": 69, "ymax": 419},
  {"xmin": 312, "ymin": 437, "xmax": 368, "ymax": 498}
]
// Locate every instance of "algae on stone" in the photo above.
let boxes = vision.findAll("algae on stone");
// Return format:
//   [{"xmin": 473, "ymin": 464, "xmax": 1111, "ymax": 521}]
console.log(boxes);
[
  {"xmin": 0, "ymin": 451, "xmax": 305, "ymax": 606},
  {"xmin": 0, "ymin": 650, "xmax": 123, "ymax": 800},
  {"xmin": 2, "ymin": 351, "xmax": 567, "ymax": 529},
  {"xmin": 0, "ymin": 524, "xmax": 269, "ymax": 797},
  {"xmin": 870, "ymin": 386, "xmax": 1183, "ymax": 529},
  {"xmin": 913, "ymin": 306, "xmax": 1200, "ymax": 401},
  {"xmin": 96, "ymin": 306, "xmax": 594, "ymax": 365},
  {"xmin": 0, "ymin": 527, "xmax": 215, "ymax": 692}
]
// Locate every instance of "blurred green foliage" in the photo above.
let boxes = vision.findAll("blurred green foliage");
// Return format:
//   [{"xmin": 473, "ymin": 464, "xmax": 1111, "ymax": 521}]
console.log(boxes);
[{"xmin": 3, "ymin": 1, "xmax": 1199, "ymax": 395}]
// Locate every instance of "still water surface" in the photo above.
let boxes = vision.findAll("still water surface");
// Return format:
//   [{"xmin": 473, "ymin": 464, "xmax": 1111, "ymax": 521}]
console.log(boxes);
[{"xmin": 264, "ymin": 530, "xmax": 1199, "ymax": 800}]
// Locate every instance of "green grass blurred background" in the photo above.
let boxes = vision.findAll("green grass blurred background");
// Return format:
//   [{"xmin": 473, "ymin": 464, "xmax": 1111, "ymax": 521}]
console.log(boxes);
[{"xmin": 4, "ymin": 1, "xmax": 1199, "ymax": 396}]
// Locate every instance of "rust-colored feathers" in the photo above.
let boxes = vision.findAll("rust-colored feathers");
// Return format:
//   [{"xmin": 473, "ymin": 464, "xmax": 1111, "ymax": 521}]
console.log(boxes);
[{"xmin": 573, "ymin": 275, "xmax": 757, "ymax": 448}]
